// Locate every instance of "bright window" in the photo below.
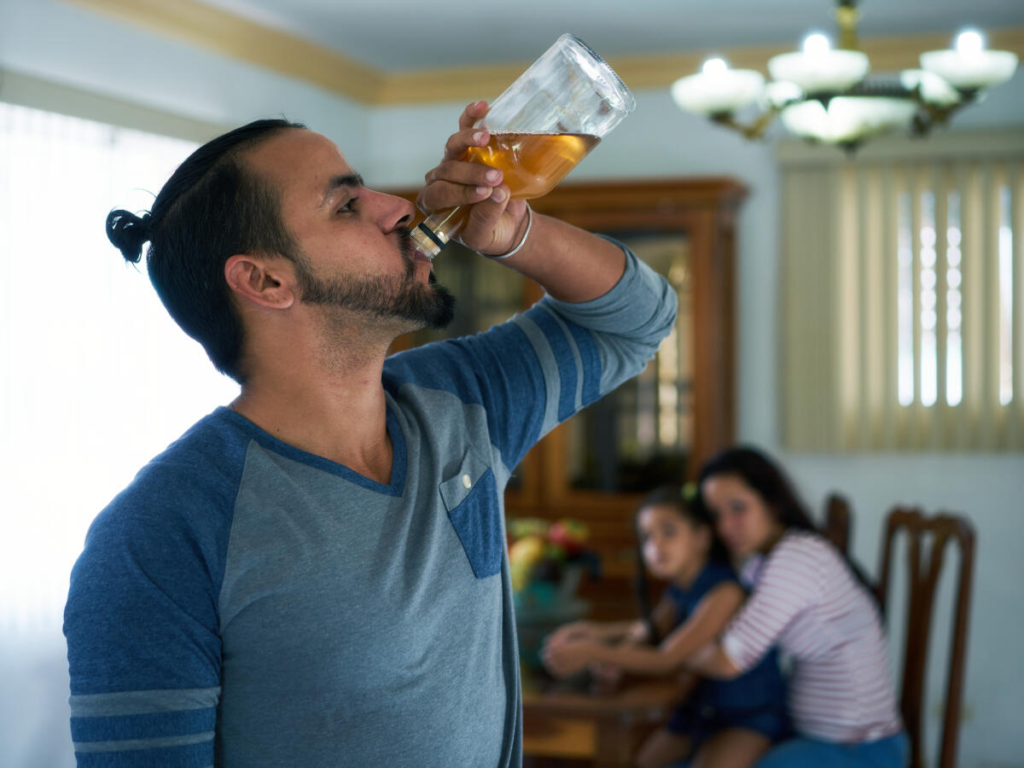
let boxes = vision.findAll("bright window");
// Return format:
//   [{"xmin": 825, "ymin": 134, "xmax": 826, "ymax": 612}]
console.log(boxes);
[{"xmin": 0, "ymin": 103, "xmax": 239, "ymax": 633}]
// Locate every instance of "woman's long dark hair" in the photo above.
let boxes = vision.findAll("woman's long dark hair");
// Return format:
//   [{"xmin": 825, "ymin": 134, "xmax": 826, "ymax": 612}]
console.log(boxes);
[
  {"xmin": 697, "ymin": 445, "xmax": 879, "ymax": 608},
  {"xmin": 698, "ymin": 446, "xmax": 818, "ymax": 533},
  {"xmin": 633, "ymin": 485, "xmax": 728, "ymax": 645}
]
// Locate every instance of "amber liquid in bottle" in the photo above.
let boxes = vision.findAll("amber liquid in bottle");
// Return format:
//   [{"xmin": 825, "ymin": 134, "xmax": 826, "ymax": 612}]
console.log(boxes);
[
  {"xmin": 412, "ymin": 131, "xmax": 600, "ymax": 257},
  {"xmin": 465, "ymin": 131, "xmax": 599, "ymax": 199}
]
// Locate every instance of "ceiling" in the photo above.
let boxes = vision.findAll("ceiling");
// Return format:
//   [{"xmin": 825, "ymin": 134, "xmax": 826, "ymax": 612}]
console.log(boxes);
[{"xmin": 197, "ymin": 0, "xmax": 1024, "ymax": 72}]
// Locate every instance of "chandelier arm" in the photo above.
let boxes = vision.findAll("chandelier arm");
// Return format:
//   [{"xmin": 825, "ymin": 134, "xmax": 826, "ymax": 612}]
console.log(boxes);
[
  {"xmin": 836, "ymin": 0, "xmax": 861, "ymax": 51},
  {"xmin": 711, "ymin": 107, "xmax": 780, "ymax": 141},
  {"xmin": 907, "ymin": 86, "xmax": 972, "ymax": 136}
]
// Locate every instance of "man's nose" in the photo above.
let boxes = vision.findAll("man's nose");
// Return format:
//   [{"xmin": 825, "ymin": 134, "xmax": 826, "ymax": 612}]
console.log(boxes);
[{"xmin": 372, "ymin": 190, "xmax": 416, "ymax": 233}]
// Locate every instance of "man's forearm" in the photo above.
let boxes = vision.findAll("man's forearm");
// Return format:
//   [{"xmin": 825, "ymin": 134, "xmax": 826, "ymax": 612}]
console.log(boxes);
[{"xmin": 500, "ymin": 213, "xmax": 626, "ymax": 303}]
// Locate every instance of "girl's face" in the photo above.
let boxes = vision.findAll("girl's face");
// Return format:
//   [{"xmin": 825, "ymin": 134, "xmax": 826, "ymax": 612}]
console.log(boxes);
[
  {"xmin": 637, "ymin": 504, "xmax": 709, "ymax": 583},
  {"xmin": 701, "ymin": 474, "xmax": 782, "ymax": 559}
]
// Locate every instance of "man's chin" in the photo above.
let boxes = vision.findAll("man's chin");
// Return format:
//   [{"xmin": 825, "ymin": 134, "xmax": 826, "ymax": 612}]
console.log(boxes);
[{"xmin": 392, "ymin": 282, "xmax": 456, "ymax": 331}]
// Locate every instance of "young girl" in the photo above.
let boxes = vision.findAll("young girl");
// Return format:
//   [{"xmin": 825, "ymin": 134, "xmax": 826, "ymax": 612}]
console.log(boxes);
[
  {"xmin": 543, "ymin": 486, "xmax": 789, "ymax": 768},
  {"xmin": 686, "ymin": 446, "xmax": 908, "ymax": 767}
]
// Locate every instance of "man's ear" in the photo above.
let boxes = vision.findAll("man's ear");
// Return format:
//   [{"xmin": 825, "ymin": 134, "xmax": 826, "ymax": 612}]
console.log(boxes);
[{"xmin": 224, "ymin": 254, "xmax": 295, "ymax": 310}]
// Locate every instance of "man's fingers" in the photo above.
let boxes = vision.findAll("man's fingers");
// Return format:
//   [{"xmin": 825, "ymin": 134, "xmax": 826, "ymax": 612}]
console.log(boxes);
[
  {"xmin": 428, "ymin": 159, "xmax": 502, "ymax": 189},
  {"xmin": 444, "ymin": 127, "xmax": 489, "ymax": 161},
  {"xmin": 464, "ymin": 185, "xmax": 511, "ymax": 233},
  {"xmin": 416, "ymin": 179, "xmax": 494, "ymax": 215},
  {"xmin": 459, "ymin": 100, "xmax": 489, "ymax": 132}
]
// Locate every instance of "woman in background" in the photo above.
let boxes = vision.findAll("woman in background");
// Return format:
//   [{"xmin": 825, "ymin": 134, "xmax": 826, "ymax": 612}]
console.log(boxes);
[
  {"xmin": 688, "ymin": 446, "xmax": 907, "ymax": 768},
  {"xmin": 543, "ymin": 485, "xmax": 788, "ymax": 768}
]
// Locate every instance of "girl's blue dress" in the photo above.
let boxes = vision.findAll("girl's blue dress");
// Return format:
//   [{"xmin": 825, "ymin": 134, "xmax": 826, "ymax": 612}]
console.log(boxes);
[{"xmin": 663, "ymin": 560, "xmax": 789, "ymax": 744}]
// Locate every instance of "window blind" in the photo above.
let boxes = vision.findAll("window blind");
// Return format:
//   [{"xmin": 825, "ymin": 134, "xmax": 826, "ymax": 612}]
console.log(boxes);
[{"xmin": 780, "ymin": 131, "xmax": 1024, "ymax": 451}]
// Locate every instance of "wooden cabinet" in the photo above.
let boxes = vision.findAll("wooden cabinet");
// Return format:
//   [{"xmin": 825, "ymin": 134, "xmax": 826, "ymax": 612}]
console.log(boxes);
[{"xmin": 387, "ymin": 178, "xmax": 745, "ymax": 617}]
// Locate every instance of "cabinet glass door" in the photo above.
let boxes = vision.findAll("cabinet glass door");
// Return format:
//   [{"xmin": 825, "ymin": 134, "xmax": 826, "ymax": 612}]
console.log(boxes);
[{"xmin": 564, "ymin": 233, "xmax": 693, "ymax": 493}]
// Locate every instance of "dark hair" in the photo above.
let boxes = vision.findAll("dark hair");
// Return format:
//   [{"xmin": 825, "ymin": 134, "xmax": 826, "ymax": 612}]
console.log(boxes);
[
  {"xmin": 698, "ymin": 445, "xmax": 879, "ymax": 607},
  {"xmin": 633, "ymin": 484, "xmax": 728, "ymax": 645},
  {"xmin": 106, "ymin": 118, "xmax": 306, "ymax": 383},
  {"xmin": 698, "ymin": 445, "xmax": 818, "ymax": 533}
]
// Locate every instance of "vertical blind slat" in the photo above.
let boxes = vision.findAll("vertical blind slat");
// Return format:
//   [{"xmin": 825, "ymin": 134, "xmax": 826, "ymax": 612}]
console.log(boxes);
[
  {"xmin": 882, "ymin": 164, "xmax": 899, "ymax": 449},
  {"xmin": 983, "ymin": 163, "xmax": 1001, "ymax": 448},
  {"xmin": 1012, "ymin": 163, "xmax": 1024, "ymax": 448},
  {"xmin": 857, "ymin": 165, "xmax": 871, "ymax": 449},
  {"xmin": 962, "ymin": 162, "xmax": 985, "ymax": 447},
  {"xmin": 910, "ymin": 165, "xmax": 924, "ymax": 449},
  {"xmin": 824, "ymin": 166, "xmax": 841, "ymax": 449},
  {"xmin": 934, "ymin": 163, "xmax": 950, "ymax": 449},
  {"xmin": 865, "ymin": 165, "xmax": 885, "ymax": 448},
  {"xmin": 837, "ymin": 165, "xmax": 858, "ymax": 450}
]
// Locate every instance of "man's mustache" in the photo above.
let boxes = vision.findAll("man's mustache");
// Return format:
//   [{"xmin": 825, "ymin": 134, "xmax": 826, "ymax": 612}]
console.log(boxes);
[{"xmin": 398, "ymin": 227, "xmax": 437, "ymax": 285}]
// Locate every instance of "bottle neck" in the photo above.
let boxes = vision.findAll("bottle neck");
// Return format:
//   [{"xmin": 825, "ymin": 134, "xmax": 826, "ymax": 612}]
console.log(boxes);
[{"xmin": 409, "ymin": 207, "xmax": 468, "ymax": 259}]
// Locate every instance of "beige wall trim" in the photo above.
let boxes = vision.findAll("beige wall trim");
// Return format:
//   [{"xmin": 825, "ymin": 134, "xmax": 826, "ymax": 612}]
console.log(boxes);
[
  {"xmin": 0, "ymin": 68, "xmax": 227, "ymax": 142},
  {"xmin": 59, "ymin": 1, "xmax": 1024, "ymax": 107},
  {"xmin": 61, "ymin": 0, "xmax": 383, "ymax": 103}
]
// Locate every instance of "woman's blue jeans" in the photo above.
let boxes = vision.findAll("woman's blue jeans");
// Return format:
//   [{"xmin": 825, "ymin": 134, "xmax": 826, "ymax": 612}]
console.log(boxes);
[{"xmin": 753, "ymin": 732, "xmax": 909, "ymax": 768}]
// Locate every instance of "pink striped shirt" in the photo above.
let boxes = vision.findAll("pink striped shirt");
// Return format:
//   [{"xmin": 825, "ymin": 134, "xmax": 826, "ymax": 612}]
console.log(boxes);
[{"xmin": 722, "ymin": 531, "xmax": 902, "ymax": 743}]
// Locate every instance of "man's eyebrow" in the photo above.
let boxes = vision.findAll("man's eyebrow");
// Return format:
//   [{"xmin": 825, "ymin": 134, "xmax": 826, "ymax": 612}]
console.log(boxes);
[{"xmin": 319, "ymin": 173, "xmax": 364, "ymax": 208}]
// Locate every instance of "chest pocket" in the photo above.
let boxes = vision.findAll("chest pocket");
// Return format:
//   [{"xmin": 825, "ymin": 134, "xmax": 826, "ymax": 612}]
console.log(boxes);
[{"xmin": 439, "ymin": 449, "xmax": 502, "ymax": 579}]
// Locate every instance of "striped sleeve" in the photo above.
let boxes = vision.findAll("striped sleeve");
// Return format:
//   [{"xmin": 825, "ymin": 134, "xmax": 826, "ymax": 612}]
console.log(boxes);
[
  {"xmin": 64, "ymin": 452, "xmax": 238, "ymax": 767},
  {"xmin": 384, "ymin": 241, "xmax": 677, "ymax": 471},
  {"xmin": 721, "ymin": 539, "xmax": 825, "ymax": 672}
]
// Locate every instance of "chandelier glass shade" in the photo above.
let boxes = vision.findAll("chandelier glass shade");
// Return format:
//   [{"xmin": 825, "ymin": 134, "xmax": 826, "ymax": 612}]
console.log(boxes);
[{"xmin": 670, "ymin": 1, "xmax": 1019, "ymax": 151}]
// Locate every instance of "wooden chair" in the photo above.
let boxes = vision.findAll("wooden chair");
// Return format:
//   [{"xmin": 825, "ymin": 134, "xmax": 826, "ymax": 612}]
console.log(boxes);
[
  {"xmin": 822, "ymin": 493, "xmax": 852, "ymax": 555},
  {"xmin": 876, "ymin": 507, "xmax": 977, "ymax": 768}
]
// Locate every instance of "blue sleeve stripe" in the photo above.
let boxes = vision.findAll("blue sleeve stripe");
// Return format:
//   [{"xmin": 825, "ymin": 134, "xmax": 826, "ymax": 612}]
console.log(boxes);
[
  {"xmin": 562, "ymin": 320, "xmax": 602, "ymax": 406},
  {"xmin": 509, "ymin": 314, "xmax": 561, "ymax": 438},
  {"xmin": 76, "ymin": 737, "xmax": 213, "ymax": 767},
  {"xmin": 527, "ymin": 306, "xmax": 578, "ymax": 422},
  {"xmin": 71, "ymin": 707, "xmax": 215, "ymax": 743},
  {"xmin": 69, "ymin": 687, "xmax": 221, "ymax": 718},
  {"xmin": 74, "ymin": 731, "xmax": 213, "ymax": 753}
]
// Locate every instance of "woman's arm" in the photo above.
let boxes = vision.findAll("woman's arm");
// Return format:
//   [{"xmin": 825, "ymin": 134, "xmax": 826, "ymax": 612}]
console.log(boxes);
[
  {"xmin": 683, "ymin": 642, "xmax": 743, "ymax": 679},
  {"xmin": 687, "ymin": 538, "xmax": 825, "ymax": 679},
  {"xmin": 543, "ymin": 582, "xmax": 745, "ymax": 678}
]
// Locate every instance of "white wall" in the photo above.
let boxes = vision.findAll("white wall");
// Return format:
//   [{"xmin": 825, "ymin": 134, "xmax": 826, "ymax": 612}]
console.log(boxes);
[{"xmin": 1, "ymin": 1, "xmax": 1023, "ymax": 764}]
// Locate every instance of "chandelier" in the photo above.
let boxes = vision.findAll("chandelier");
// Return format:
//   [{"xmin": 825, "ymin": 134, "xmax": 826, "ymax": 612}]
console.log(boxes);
[{"xmin": 670, "ymin": 0, "xmax": 1019, "ymax": 152}]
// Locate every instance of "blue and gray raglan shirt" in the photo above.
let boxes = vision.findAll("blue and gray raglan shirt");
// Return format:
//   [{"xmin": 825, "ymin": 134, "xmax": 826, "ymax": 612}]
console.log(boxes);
[{"xmin": 63, "ymin": 244, "xmax": 677, "ymax": 768}]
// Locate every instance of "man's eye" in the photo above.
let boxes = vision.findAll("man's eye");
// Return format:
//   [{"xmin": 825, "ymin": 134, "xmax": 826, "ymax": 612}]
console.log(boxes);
[{"xmin": 337, "ymin": 198, "xmax": 357, "ymax": 213}]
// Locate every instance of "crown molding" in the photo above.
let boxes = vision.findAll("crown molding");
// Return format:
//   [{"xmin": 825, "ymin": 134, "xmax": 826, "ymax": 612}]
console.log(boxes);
[
  {"xmin": 60, "ymin": 1, "xmax": 1024, "ymax": 107},
  {"xmin": 0, "ymin": 68, "xmax": 227, "ymax": 142},
  {"xmin": 61, "ymin": 0, "xmax": 383, "ymax": 103}
]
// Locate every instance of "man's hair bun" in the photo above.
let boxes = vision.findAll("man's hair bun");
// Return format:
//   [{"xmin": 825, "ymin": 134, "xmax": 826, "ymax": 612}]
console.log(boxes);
[{"xmin": 106, "ymin": 210, "xmax": 153, "ymax": 264}]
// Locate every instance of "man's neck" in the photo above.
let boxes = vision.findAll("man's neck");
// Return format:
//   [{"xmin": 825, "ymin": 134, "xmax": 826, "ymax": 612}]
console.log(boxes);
[{"xmin": 230, "ymin": 337, "xmax": 395, "ymax": 484}]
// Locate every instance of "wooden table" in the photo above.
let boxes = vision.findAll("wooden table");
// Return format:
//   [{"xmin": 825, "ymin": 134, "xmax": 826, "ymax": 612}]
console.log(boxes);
[{"xmin": 522, "ymin": 676, "xmax": 683, "ymax": 767}]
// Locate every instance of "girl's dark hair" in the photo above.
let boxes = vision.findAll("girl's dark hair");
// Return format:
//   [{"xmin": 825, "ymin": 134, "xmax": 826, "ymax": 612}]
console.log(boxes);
[
  {"xmin": 106, "ymin": 118, "xmax": 306, "ymax": 383},
  {"xmin": 633, "ymin": 484, "xmax": 728, "ymax": 645},
  {"xmin": 697, "ymin": 445, "xmax": 880, "ymax": 609}
]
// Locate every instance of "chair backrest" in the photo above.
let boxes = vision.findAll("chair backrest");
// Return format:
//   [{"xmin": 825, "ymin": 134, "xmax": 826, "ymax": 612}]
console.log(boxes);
[
  {"xmin": 822, "ymin": 493, "xmax": 852, "ymax": 555},
  {"xmin": 875, "ymin": 507, "xmax": 976, "ymax": 768}
]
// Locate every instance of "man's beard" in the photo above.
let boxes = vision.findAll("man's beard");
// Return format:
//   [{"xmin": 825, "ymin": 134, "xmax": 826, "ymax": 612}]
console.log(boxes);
[{"xmin": 293, "ymin": 234, "xmax": 455, "ymax": 331}]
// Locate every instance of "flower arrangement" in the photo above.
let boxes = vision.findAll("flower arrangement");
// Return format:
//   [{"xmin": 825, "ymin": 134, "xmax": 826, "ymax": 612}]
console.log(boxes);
[{"xmin": 507, "ymin": 517, "xmax": 600, "ymax": 671}]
